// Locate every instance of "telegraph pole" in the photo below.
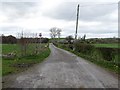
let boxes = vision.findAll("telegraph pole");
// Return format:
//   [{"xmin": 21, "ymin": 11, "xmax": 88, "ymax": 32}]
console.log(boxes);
[{"xmin": 75, "ymin": 4, "xmax": 79, "ymax": 40}]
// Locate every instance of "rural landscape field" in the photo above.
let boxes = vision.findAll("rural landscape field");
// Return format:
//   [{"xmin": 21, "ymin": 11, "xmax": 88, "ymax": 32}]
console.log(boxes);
[
  {"xmin": 2, "ymin": 42, "xmax": 119, "ymax": 76},
  {"xmin": 2, "ymin": 43, "xmax": 50, "ymax": 76},
  {"xmin": 1, "ymin": 0, "xmax": 119, "ymax": 89}
]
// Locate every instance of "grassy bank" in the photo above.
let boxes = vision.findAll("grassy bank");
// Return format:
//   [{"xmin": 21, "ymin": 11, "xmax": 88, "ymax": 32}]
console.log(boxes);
[
  {"xmin": 2, "ymin": 43, "xmax": 50, "ymax": 76},
  {"xmin": 93, "ymin": 43, "xmax": 119, "ymax": 48},
  {"xmin": 56, "ymin": 44, "xmax": 119, "ymax": 74}
]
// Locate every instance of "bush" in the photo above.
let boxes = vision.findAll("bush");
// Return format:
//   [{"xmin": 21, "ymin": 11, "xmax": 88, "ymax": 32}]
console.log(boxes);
[
  {"xmin": 91, "ymin": 49, "xmax": 103, "ymax": 61},
  {"xmin": 53, "ymin": 43, "xmax": 58, "ymax": 47},
  {"xmin": 97, "ymin": 47, "xmax": 118, "ymax": 61},
  {"xmin": 68, "ymin": 44, "xmax": 73, "ymax": 50},
  {"xmin": 60, "ymin": 44, "xmax": 68, "ymax": 49},
  {"xmin": 74, "ymin": 42, "xmax": 95, "ymax": 55}
]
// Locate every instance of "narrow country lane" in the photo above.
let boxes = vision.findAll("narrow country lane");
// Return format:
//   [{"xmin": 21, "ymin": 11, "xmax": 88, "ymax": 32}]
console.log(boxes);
[{"xmin": 3, "ymin": 43, "xmax": 118, "ymax": 88}]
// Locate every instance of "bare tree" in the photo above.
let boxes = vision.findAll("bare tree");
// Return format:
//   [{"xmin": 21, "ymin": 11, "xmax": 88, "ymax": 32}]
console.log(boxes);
[
  {"xmin": 57, "ymin": 28, "xmax": 62, "ymax": 39},
  {"xmin": 50, "ymin": 27, "xmax": 58, "ymax": 39},
  {"xmin": 50, "ymin": 27, "xmax": 62, "ymax": 38},
  {"xmin": 57, "ymin": 28, "xmax": 62, "ymax": 45}
]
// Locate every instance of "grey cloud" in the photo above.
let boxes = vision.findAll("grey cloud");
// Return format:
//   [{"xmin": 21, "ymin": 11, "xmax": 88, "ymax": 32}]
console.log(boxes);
[
  {"xmin": 43, "ymin": 2, "xmax": 117, "ymax": 22},
  {"xmin": 62, "ymin": 23, "xmax": 117, "ymax": 35},
  {"xmin": 1, "ymin": 2, "xmax": 37, "ymax": 21},
  {"xmin": 79, "ymin": 23, "xmax": 118, "ymax": 34},
  {"xmin": 43, "ymin": 2, "xmax": 78, "ymax": 21},
  {"xmin": 80, "ymin": 3, "xmax": 117, "ymax": 21},
  {"xmin": 0, "ymin": 26, "xmax": 20, "ymax": 32},
  {"xmin": 0, "ymin": 26, "xmax": 22, "ymax": 37},
  {"xmin": 1, "ymin": 2, "xmax": 36, "ymax": 8},
  {"xmin": 0, "ymin": 1, "xmax": 118, "ymax": 38},
  {"xmin": 78, "ymin": 28, "xmax": 118, "ymax": 34}
]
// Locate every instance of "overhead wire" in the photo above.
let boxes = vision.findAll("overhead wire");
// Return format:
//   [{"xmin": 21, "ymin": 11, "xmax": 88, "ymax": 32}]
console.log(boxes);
[
  {"xmin": 68, "ymin": 3, "xmax": 118, "ymax": 21},
  {"xmin": 65, "ymin": 3, "xmax": 118, "ymax": 33},
  {"xmin": 68, "ymin": 8, "xmax": 76, "ymax": 21},
  {"xmin": 66, "ymin": 2, "xmax": 118, "ymax": 37},
  {"xmin": 80, "ymin": 3, "xmax": 118, "ymax": 7}
]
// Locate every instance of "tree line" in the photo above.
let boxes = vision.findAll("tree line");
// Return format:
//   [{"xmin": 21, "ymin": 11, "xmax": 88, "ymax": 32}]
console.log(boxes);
[{"xmin": 0, "ymin": 35, "xmax": 49, "ymax": 44}]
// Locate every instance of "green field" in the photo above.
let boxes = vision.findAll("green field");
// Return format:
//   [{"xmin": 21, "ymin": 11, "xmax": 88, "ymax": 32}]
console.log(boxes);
[
  {"xmin": 2, "ymin": 43, "xmax": 50, "ymax": 76},
  {"xmin": 2, "ymin": 44, "xmax": 42, "ymax": 55},
  {"xmin": 93, "ymin": 44, "xmax": 119, "ymax": 48}
]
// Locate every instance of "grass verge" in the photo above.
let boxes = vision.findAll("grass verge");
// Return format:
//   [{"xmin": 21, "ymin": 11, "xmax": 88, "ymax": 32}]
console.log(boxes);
[{"xmin": 2, "ymin": 44, "xmax": 50, "ymax": 76}]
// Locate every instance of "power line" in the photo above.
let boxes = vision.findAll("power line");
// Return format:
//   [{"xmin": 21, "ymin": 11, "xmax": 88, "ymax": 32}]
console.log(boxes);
[
  {"xmin": 68, "ymin": 8, "xmax": 76, "ymax": 21},
  {"xmin": 80, "ymin": 3, "xmax": 118, "ymax": 7},
  {"xmin": 66, "ymin": 2, "xmax": 118, "ymax": 38},
  {"xmin": 68, "ymin": 3, "xmax": 117, "ymax": 21},
  {"xmin": 73, "ymin": 3, "xmax": 118, "ymax": 39},
  {"xmin": 69, "ymin": 11, "xmax": 76, "ymax": 21}
]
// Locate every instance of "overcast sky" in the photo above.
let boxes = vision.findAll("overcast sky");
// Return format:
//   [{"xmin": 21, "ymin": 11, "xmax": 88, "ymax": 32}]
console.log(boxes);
[{"xmin": 0, "ymin": 0, "xmax": 119, "ymax": 38}]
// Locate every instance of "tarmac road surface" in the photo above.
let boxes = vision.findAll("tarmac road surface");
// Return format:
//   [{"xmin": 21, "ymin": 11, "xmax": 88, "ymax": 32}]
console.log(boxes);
[{"xmin": 3, "ymin": 43, "xmax": 118, "ymax": 88}]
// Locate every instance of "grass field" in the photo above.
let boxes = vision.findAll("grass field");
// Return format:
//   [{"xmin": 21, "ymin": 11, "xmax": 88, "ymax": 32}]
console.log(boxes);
[
  {"xmin": 2, "ymin": 43, "xmax": 50, "ymax": 76},
  {"xmin": 93, "ymin": 43, "xmax": 119, "ymax": 48},
  {"xmin": 2, "ymin": 44, "xmax": 42, "ymax": 55}
]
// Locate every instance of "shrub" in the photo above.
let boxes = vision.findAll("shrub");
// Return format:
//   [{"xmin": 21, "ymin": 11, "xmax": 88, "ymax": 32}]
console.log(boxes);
[
  {"xmin": 68, "ymin": 44, "xmax": 73, "ymax": 50},
  {"xmin": 74, "ymin": 42, "xmax": 95, "ymax": 55},
  {"xmin": 97, "ymin": 47, "xmax": 118, "ymax": 61},
  {"xmin": 60, "ymin": 44, "xmax": 67, "ymax": 49},
  {"xmin": 53, "ymin": 43, "xmax": 58, "ymax": 47},
  {"xmin": 91, "ymin": 49, "xmax": 103, "ymax": 61}
]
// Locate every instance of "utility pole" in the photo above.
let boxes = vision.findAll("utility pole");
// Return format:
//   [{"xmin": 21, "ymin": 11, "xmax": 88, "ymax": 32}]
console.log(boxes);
[{"xmin": 75, "ymin": 4, "xmax": 79, "ymax": 40}]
